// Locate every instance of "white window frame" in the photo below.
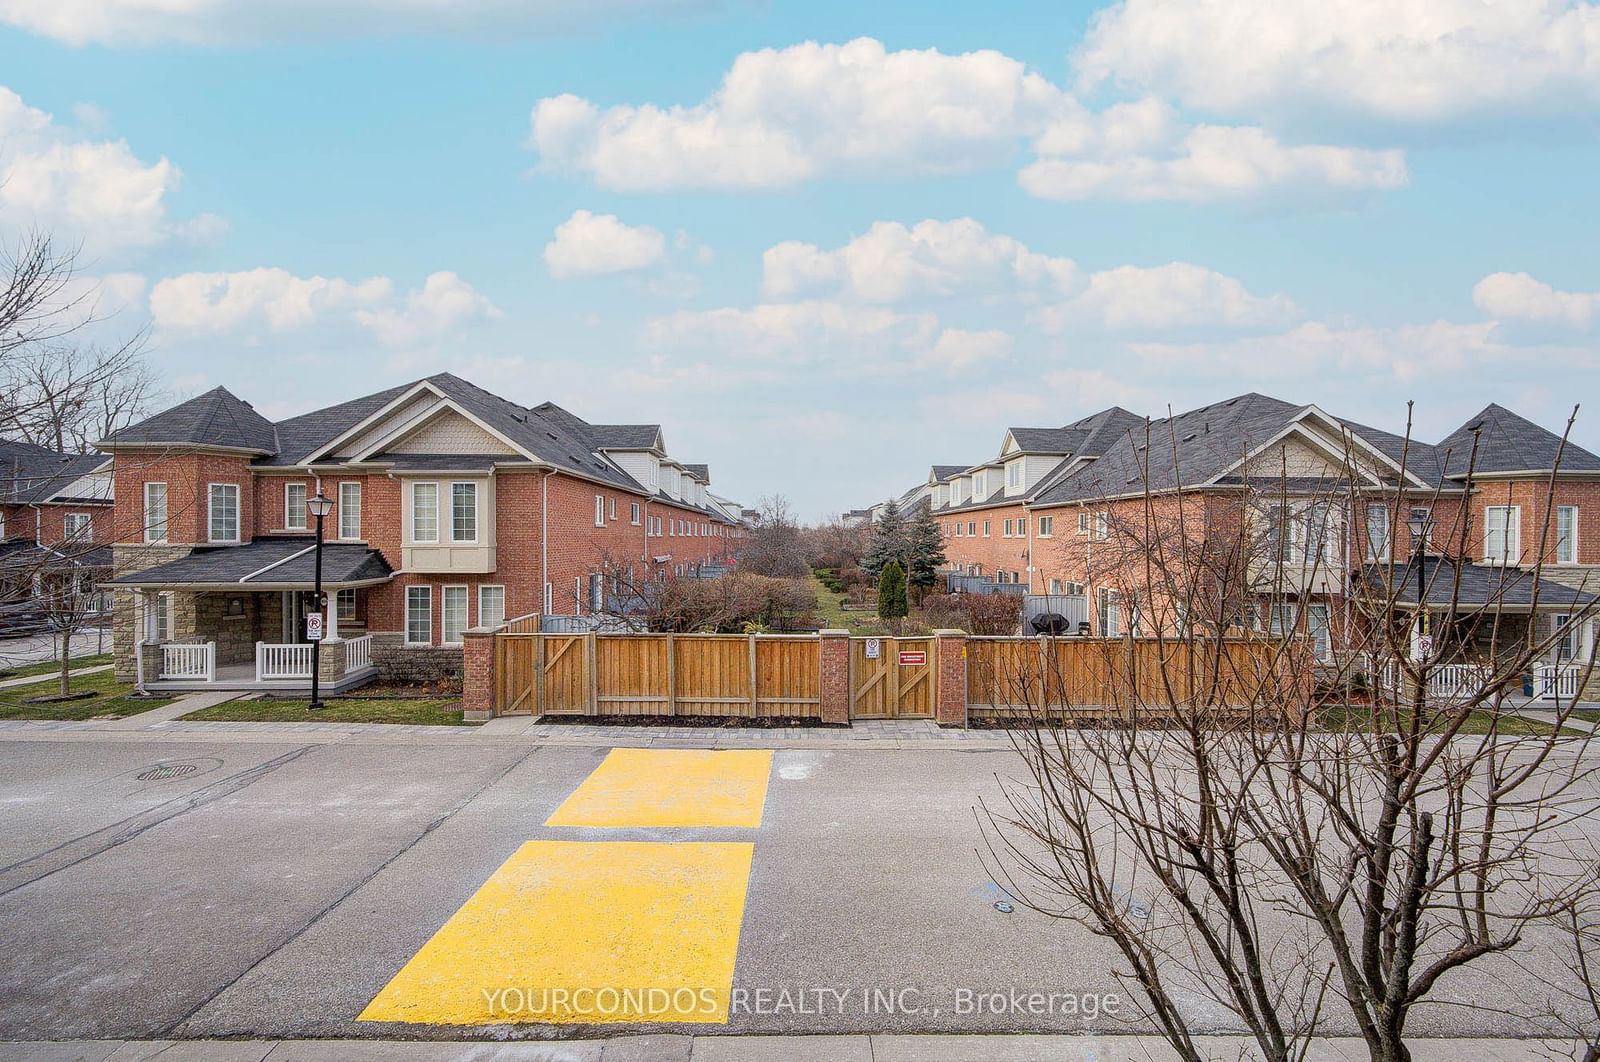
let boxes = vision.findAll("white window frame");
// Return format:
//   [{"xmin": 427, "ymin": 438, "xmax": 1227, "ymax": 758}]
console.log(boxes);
[
  {"xmin": 588, "ymin": 572, "xmax": 605, "ymax": 611},
  {"xmin": 338, "ymin": 481, "xmax": 362, "ymax": 540},
  {"xmin": 143, "ymin": 482, "xmax": 168, "ymax": 544},
  {"xmin": 405, "ymin": 586, "xmax": 433, "ymax": 645},
  {"xmin": 1038, "ymin": 515, "xmax": 1054, "ymax": 538},
  {"xmin": 284, "ymin": 482, "xmax": 307, "ymax": 531},
  {"xmin": 1365, "ymin": 503, "xmax": 1390, "ymax": 562},
  {"xmin": 1078, "ymin": 511, "xmax": 1090, "ymax": 535},
  {"xmin": 1484, "ymin": 505, "xmax": 1520, "ymax": 566},
  {"xmin": 631, "ymin": 502, "xmax": 641, "ymax": 526},
  {"xmin": 336, "ymin": 588, "xmax": 357, "ymax": 622},
  {"xmin": 411, "ymin": 482, "xmax": 439, "ymax": 544},
  {"xmin": 450, "ymin": 482, "xmax": 478, "ymax": 544},
  {"xmin": 208, "ymin": 483, "xmax": 240, "ymax": 544},
  {"xmin": 1007, "ymin": 461, "xmax": 1022, "ymax": 488},
  {"xmin": 1097, "ymin": 587, "xmax": 1121, "ymax": 637},
  {"xmin": 64, "ymin": 512, "xmax": 92, "ymax": 542},
  {"xmin": 478, "ymin": 584, "xmax": 505, "ymax": 629},
  {"xmin": 1556, "ymin": 505, "xmax": 1578, "ymax": 564},
  {"xmin": 441, "ymin": 585, "xmax": 469, "ymax": 645},
  {"xmin": 609, "ymin": 498, "xmax": 617, "ymax": 521},
  {"xmin": 1094, "ymin": 513, "xmax": 1109, "ymax": 541},
  {"xmin": 144, "ymin": 591, "xmax": 173, "ymax": 642},
  {"xmin": 595, "ymin": 494, "xmax": 606, "ymax": 527}
]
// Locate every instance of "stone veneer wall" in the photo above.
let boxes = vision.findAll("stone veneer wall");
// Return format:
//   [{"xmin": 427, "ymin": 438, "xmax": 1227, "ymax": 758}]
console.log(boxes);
[
  {"xmin": 371, "ymin": 633, "xmax": 463, "ymax": 689},
  {"xmin": 111, "ymin": 543, "xmax": 193, "ymax": 681}
]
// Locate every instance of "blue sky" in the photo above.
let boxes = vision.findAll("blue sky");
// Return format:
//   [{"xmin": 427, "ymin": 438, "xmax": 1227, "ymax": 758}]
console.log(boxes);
[{"xmin": 2, "ymin": 0, "xmax": 1598, "ymax": 517}]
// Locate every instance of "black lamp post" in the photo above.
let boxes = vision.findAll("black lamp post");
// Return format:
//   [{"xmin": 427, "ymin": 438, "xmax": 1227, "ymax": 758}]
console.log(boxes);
[
  {"xmin": 1406, "ymin": 507, "xmax": 1431, "ymax": 653},
  {"xmin": 306, "ymin": 489, "xmax": 335, "ymax": 710}
]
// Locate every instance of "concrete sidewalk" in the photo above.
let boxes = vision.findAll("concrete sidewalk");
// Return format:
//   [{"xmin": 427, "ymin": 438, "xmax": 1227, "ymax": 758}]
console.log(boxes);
[
  {"xmin": 0, "ymin": 664, "xmax": 113, "ymax": 691},
  {"xmin": 1, "ymin": 1035, "xmax": 1586, "ymax": 1061}
]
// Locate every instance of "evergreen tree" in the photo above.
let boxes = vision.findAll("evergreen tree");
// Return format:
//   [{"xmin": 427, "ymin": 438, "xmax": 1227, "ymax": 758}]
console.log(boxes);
[
  {"xmin": 859, "ymin": 497, "xmax": 907, "ymax": 580},
  {"xmin": 877, "ymin": 560, "xmax": 908, "ymax": 621},
  {"xmin": 903, "ymin": 504, "xmax": 948, "ymax": 599}
]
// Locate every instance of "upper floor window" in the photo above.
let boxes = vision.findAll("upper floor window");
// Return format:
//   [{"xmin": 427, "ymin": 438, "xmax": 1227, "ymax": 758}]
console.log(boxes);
[
  {"xmin": 631, "ymin": 502, "xmax": 641, "ymax": 526},
  {"xmin": 1484, "ymin": 505, "xmax": 1520, "ymax": 565},
  {"xmin": 450, "ymin": 483, "xmax": 477, "ymax": 543},
  {"xmin": 1018, "ymin": 517, "xmax": 1028, "ymax": 537},
  {"xmin": 595, "ymin": 494, "xmax": 606, "ymax": 527},
  {"xmin": 208, "ymin": 483, "xmax": 239, "ymax": 543},
  {"xmin": 64, "ymin": 512, "xmax": 92, "ymax": 541},
  {"xmin": 610, "ymin": 498, "xmax": 618, "ymax": 521},
  {"xmin": 1038, "ymin": 515, "xmax": 1054, "ymax": 538},
  {"xmin": 968, "ymin": 520, "xmax": 976, "ymax": 536},
  {"xmin": 1556, "ymin": 505, "xmax": 1577, "ymax": 564},
  {"xmin": 144, "ymin": 483, "xmax": 167, "ymax": 543},
  {"xmin": 339, "ymin": 482, "xmax": 362, "ymax": 540},
  {"xmin": 954, "ymin": 523, "xmax": 964, "ymax": 537},
  {"xmin": 1006, "ymin": 461, "xmax": 1022, "ymax": 488},
  {"xmin": 983, "ymin": 520, "xmax": 991, "ymax": 537},
  {"xmin": 411, "ymin": 483, "xmax": 439, "ymax": 543},
  {"xmin": 285, "ymin": 483, "xmax": 307, "ymax": 531},
  {"xmin": 1365, "ymin": 503, "xmax": 1390, "ymax": 562},
  {"xmin": 1003, "ymin": 519, "xmax": 1013, "ymax": 537},
  {"xmin": 1094, "ymin": 513, "xmax": 1109, "ymax": 541}
]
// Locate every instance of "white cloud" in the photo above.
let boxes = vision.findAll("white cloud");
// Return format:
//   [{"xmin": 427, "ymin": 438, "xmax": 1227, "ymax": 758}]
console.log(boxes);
[
  {"xmin": 0, "ymin": 0, "xmax": 732, "ymax": 46},
  {"xmin": 763, "ymin": 218, "xmax": 1078, "ymax": 301},
  {"xmin": 1473, "ymin": 271, "xmax": 1600, "ymax": 326},
  {"xmin": 0, "ymin": 85, "xmax": 196, "ymax": 255},
  {"xmin": 150, "ymin": 267, "xmax": 498, "ymax": 345},
  {"xmin": 543, "ymin": 209, "xmax": 667, "ymax": 278},
  {"xmin": 531, "ymin": 37, "xmax": 1069, "ymax": 190},
  {"xmin": 1074, "ymin": 0, "xmax": 1600, "ymax": 124},
  {"xmin": 643, "ymin": 299, "xmax": 1002, "ymax": 376},
  {"xmin": 150, "ymin": 268, "xmax": 392, "ymax": 333},
  {"xmin": 1037, "ymin": 262, "xmax": 1299, "ymax": 332},
  {"xmin": 353, "ymin": 271, "xmax": 502, "ymax": 346},
  {"xmin": 1020, "ymin": 123, "xmax": 1407, "ymax": 202}
]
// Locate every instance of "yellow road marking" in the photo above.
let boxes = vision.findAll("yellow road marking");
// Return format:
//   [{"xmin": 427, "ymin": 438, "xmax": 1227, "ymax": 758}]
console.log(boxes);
[
  {"xmin": 358, "ymin": 840, "xmax": 754, "ymax": 1025},
  {"xmin": 545, "ymin": 748, "xmax": 773, "ymax": 829}
]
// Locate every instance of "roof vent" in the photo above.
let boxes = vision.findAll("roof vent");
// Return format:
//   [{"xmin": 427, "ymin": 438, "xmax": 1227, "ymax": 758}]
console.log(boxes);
[{"xmin": 1182, "ymin": 433, "xmax": 1197, "ymax": 442}]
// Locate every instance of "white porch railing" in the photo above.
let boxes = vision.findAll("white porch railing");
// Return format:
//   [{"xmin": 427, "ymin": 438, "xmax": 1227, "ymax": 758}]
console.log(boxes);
[
  {"xmin": 256, "ymin": 642, "xmax": 313, "ymax": 681},
  {"xmin": 1534, "ymin": 663, "xmax": 1582, "ymax": 701},
  {"xmin": 1428, "ymin": 664, "xmax": 1492, "ymax": 701},
  {"xmin": 344, "ymin": 634, "xmax": 373, "ymax": 673},
  {"xmin": 160, "ymin": 641, "xmax": 214, "ymax": 681}
]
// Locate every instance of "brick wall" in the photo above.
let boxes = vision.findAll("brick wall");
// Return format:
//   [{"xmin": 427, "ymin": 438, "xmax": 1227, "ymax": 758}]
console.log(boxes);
[
  {"xmin": 110, "ymin": 450, "xmax": 255, "ymax": 546},
  {"xmin": 935, "ymin": 502, "xmax": 1032, "ymax": 584}
]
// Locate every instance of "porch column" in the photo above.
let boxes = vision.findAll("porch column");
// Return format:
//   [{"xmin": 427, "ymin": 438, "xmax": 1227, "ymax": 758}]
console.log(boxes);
[{"xmin": 324, "ymin": 592, "xmax": 340, "ymax": 642}]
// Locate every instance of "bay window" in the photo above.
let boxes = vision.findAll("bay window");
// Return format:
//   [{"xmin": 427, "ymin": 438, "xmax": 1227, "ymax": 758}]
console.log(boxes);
[
  {"xmin": 208, "ymin": 483, "xmax": 239, "ymax": 543},
  {"xmin": 411, "ymin": 483, "xmax": 438, "ymax": 543},
  {"xmin": 1484, "ymin": 505, "xmax": 1519, "ymax": 565},
  {"xmin": 1556, "ymin": 506, "xmax": 1577, "ymax": 564},
  {"xmin": 144, "ymin": 483, "xmax": 168, "ymax": 543},
  {"xmin": 451, "ymin": 482, "xmax": 477, "ymax": 542}
]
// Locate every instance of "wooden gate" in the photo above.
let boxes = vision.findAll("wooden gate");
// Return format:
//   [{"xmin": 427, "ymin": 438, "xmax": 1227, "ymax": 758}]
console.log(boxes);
[{"xmin": 849, "ymin": 636, "xmax": 934, "ymax": 719}]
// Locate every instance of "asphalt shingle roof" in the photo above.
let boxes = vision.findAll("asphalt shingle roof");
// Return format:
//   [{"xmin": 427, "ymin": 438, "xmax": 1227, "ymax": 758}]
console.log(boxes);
[
  {"xmin": 1436, "ymin": 404, "xmax": 1600, "ymax": 477},
  {"xmin": 1007, "ymin": 427, "xmax": 1085, "ymax": 453},
  {"xmin": 681, "ymin": 463, "xmax": 710, "ymax": 482},
  {"xmin": 0, "ymin": 440, "xmax": 107, "ymax": 504},
  {"xmin": 1362, "ymin": 556, "xmax": 1599, "ymax": 609},
  {"xmin": 591, "ymin": 424, "xmax": 661, "ymax": 449},
  {"xmin": 111, "ymin": 539, "xmax": 392, "ymax": 587},
  {"xmin": 103, "ymin": 387, "xmax": 278, "ymax": 453}
]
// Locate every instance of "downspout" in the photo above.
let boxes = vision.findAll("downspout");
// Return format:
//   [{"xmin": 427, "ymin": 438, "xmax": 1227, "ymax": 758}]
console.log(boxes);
[{"xmin": 541, "ymin": 469, "xmax": 552, "ymax": 616}]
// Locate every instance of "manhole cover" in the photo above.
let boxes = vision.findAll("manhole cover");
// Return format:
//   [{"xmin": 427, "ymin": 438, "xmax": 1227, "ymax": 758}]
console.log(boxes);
[{"xmin": 137, "ymin": 764, "xmax": 199, "ymax": 781}]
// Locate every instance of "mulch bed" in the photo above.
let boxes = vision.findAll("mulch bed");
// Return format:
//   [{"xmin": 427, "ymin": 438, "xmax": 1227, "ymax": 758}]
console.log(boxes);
[
  {"xmin": 21, "ymin": 690, "xmax": 98, "ymax": 704},
  {"xmin": 547, "ymin": 714, "xmax": 849, "ymax": 730}
]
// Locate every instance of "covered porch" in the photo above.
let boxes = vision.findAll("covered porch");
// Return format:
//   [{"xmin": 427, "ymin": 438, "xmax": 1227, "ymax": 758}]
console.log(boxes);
[{"xmin": 112, "ymin": 538, "xmax": 392, "ymax": 693}]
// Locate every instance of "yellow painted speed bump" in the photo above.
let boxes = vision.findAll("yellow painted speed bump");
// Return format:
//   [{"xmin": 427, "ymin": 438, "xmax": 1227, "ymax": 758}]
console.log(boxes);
[
  {"xmin": 359, "ymin": 840, "xmax": 754, "ymax": 1025},
  {"xmin": 545, "ymin": 748, "xmax": 773, "ymax": 829}
]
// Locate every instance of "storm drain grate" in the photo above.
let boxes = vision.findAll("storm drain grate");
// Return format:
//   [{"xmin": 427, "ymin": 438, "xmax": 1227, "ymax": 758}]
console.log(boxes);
[{"xmin": 137, "ymin": 764, "xmax": 199, "ymax": 781}]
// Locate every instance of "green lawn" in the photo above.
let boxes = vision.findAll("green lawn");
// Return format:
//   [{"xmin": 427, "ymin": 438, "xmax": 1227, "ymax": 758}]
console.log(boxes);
[
  {"xmin": 810, "ymin": 574, "xmax": 887, "ymax": 636},
  {"xmin": 0, "ymin": 653, "xmax": 114, "ymax": 681},
  {"xmin": 0, "ymin": 667, "xmax": 172, "ymax": 721},
  {"xmin": 1316, "ymin": 704, "xmax": 1578, "ymax": 737},
  {"xmin": 182, "ymin": 697, "xmax": 469, "ymax": 726}
]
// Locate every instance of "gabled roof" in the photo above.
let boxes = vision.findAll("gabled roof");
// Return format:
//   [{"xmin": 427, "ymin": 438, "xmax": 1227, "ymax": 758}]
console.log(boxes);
[
  {"xmin": 681, "ymin": 463, "xmax": 710, "ymax": 482},
  {"xmin": 930, "ymin": 465, "xmax": 965, "ymax": 482},
  {"xmin": 1006, "ymin": 427, "xmax": 1084, "ymax": 454},
  {"xmin": 1436, "ymin": 404, "xmax": 1600, "ymax": 477},
  {"xmin": 265, "ymin": 381, "xmax": 417, "ymax": 467},
  {"xmin": 592, "ymin": 424, "xmax": 662, "ymax": 450},
  {"xmin": 103, "ymin": 386, "xmax": 278, "ymax": 454},
  {"xmin": 1, "ymin": 439, "xmax": 108, "ymax": 504}
]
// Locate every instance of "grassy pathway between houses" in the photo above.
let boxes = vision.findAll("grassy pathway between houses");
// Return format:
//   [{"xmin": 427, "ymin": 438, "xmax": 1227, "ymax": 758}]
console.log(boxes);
[
  {"xmin": 810, "ymin": 574, "xmax": 887, "ymax": 636},
  {"xmin": 182, "ymin": 697, "xmax": 469, "ymax": 726},
  {"xmin": 0, "ymin": 667, "xmax": 172, "ymax": 721}
]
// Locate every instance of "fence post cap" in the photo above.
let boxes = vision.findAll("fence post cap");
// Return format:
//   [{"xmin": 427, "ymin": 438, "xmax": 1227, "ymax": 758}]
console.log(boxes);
[
  {"xmin": 932, "ymin": 628, "xmax": 968, "ymax": 638},
  {"xmin": 819, "ymin": 628, "xmax": 851, "ymax": 637},
  {"xmin": 463, "ymin": 626, "xmax": 495, "ymax": 637}
]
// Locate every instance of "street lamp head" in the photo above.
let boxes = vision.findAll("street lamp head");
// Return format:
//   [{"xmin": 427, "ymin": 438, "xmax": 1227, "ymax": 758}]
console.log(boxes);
[
  {"xmin": 307, "ymin": 492, "xmax": 334, "ymax": 518},
  {"xmin": 1407, "ymin": 507, "xmax": 1431, "ymax": 553}
]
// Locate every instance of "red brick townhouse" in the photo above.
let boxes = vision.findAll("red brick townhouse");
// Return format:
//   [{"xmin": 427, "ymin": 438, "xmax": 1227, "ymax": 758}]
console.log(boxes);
[
  {"xmin": 99, "ymin": 373, "xmax": 749, "ymax": 691},
  {"xmin": 920, "ymin": 395, "xmax": 1598, "ymax": 691},
  {"xmin": 1, "ymin": 438, "xmax": 113, "ymax": 617}
]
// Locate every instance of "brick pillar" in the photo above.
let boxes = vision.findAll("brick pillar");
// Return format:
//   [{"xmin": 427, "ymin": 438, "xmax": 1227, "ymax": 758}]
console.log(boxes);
[
  {"xmin": 933, "ymin": 629, "xmax": 969, "ymax": 727},
  {"xmin": 818, "ymin": 629, "xmax": 851, "ymax": 725},
  {"xmin": 462, "ymin": 627, "xmax": 495, "ymax": 721}
]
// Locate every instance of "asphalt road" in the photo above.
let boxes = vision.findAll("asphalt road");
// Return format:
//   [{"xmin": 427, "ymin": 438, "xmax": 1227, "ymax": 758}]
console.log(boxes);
[{"xmin": 0, "ymin": 733, "xmax": 1591, "ymax": 1043}]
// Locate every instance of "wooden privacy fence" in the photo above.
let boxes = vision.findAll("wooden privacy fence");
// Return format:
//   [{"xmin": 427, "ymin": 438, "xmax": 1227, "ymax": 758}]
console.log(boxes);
[
  {"xmin": 474, "ymin": 627, "xmax": 1302, "ymax": 723},
  {"xmin": 964, "ymin": 636, "xmax": 1292, "ymax": 715},
  {"xmin": 493, "ymin": 632, "xmax": 820, "ymax": 718}
]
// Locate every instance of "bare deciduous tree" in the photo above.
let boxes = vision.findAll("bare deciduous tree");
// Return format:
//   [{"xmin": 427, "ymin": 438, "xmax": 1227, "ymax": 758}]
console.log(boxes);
[
  {"xmin": 737, "ymin": 495, "xmax": 810, "ymax": 578},
  {"xmin": 981, "ymin": 413, "xmax": 1600, "ymax": 1062}
]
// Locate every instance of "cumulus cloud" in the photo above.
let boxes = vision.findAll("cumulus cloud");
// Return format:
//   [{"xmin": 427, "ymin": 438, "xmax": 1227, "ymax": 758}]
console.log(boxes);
[
  {"xmin": 0, "ymin": 85, "xmax": 203, "ymax": 255},
  {"xmin": 0, "ymin": 0, "xmax": 732, "ymax": 46},
  {"xmin": 1074, "ymin": 0, "xmax": 1600, "ymax": 124},
  {"xmin": 543, "ymin": 209, "xmax": 667, "ymax": 278},
  {"xmin": 531, "ymin": 38, "xmax": 1071, "ymax": 190},
  {"xmin": 643, "ymin": 299, "xmax": 1009, "ymax": 375},
  {"xmin": 1037, "ymin": 262, "xmax": 1299, "ymax": 332},
  {"xmin": 763, "ymin": 218, "xmax": 1078, "ymax": 301},
  {"xmin": 150, "ymin": 267, "xmax": 499, "ymax": 345},
  {"xmin": 1473, "ymin": 271, "xmax": 1600, "ymax": 326},
  {"xmin": 1020, "ymin": 124, "xmax": 1407, "ymax": 202}
]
